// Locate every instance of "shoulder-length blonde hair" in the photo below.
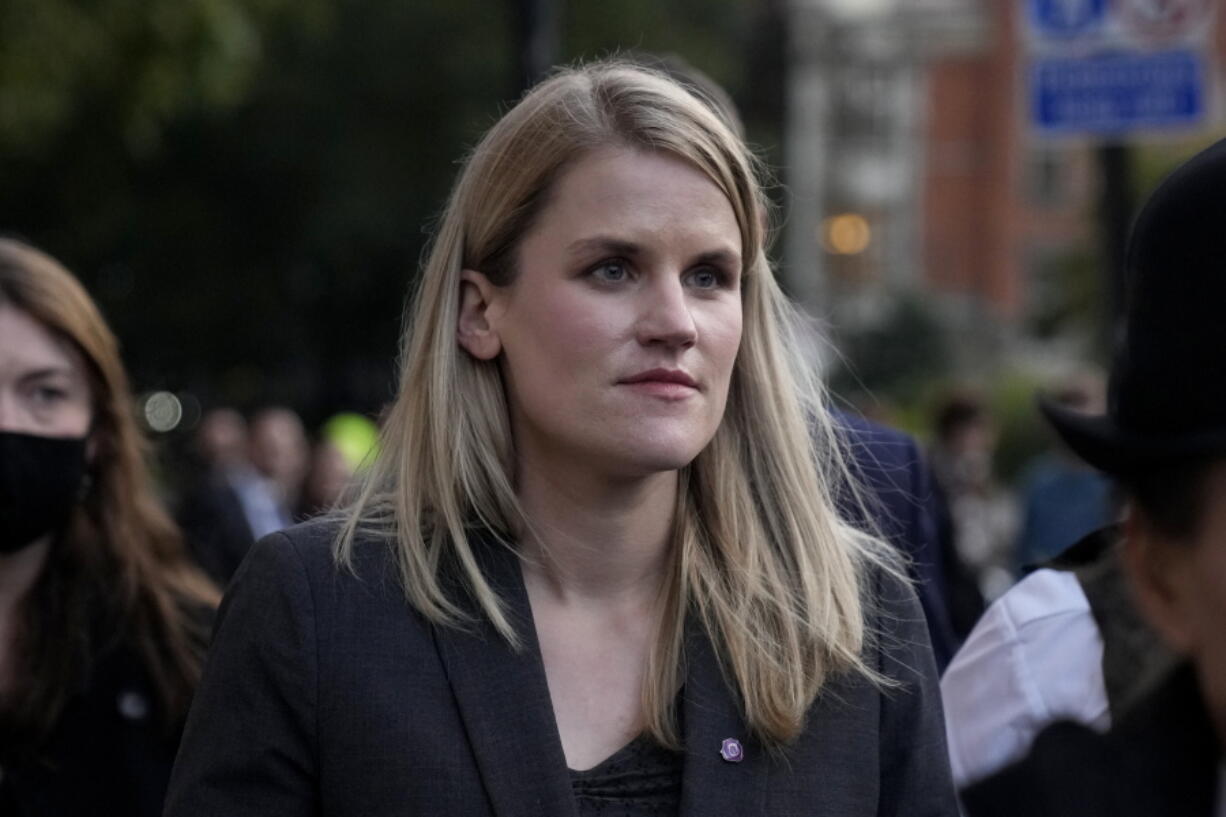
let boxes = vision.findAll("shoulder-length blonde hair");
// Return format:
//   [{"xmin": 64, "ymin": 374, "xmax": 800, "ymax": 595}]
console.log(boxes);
[
  {"xmin": 338, "ymin": 61, "xmax": 897, "ymax": 747},
  {"xmin": 0, "ymin": 238, "xmax": 218, "ymax": 749}
]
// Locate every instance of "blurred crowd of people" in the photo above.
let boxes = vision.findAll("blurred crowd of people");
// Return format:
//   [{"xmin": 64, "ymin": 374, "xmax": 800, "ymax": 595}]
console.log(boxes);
[
  {"xmin": 924, "ymin": 377, "xmax": 1116, "ymax": 640},
  {"xmin": 176, "ymin": 406, "xmax": 377, "ymax": 585}
]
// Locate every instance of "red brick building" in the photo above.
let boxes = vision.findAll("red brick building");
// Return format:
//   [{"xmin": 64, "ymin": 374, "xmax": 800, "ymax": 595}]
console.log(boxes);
[{"xmin": 921, "ymin": 0, "xmax": 1224, "ymax": 324}]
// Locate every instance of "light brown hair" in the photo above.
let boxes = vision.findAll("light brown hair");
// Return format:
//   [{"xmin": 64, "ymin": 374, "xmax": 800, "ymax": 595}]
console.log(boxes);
[{"xmin": 0, "ymin": 238, "xmax": 219, "ymax": 749}]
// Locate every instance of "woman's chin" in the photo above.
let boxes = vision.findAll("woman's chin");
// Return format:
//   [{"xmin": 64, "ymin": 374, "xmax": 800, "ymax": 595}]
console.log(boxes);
[{"xmin": 600, "ymin": 437, "xmax": 711, "ymax": 479}]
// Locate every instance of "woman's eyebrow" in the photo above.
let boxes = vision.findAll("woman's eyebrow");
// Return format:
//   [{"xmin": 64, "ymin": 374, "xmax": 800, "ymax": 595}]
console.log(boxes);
[
  {"xmin": 690, "ymin": 248, "xmax": 741, "ymax": 268},
  {"xmin": 18, "ymin": 366, "xmax": 77, "ymax": 383},
  {"xmin": 567, "ymin": 237, "xmax": 741, "ymax": 268},
  {"xmin": 565, "ymin": 236, "xmax": 641, "ymax": 258}
]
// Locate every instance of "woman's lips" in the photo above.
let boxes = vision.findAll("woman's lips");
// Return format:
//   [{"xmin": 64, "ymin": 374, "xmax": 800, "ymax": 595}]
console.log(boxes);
[{"xmin": 618, "ymin": 369, "xmax": 699, "ymax": 400}]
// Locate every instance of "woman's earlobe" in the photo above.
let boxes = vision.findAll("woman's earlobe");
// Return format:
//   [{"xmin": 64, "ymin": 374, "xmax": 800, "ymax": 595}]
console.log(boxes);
[{"xmin": 457, "ymin": 269, "xmax": 503, "ymax": 360}]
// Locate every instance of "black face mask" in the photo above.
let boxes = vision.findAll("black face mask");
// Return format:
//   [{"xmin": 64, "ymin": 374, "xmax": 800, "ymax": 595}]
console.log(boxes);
[{"xmin": 0, "ymin": 430, "xmax": 89, "ymax": 554}]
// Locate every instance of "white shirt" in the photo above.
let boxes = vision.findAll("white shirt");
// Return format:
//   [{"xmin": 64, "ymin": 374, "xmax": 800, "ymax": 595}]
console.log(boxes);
[
  {"xmin": 227, "ymin": 466, "xmax": 292, "ymax": 540},
  {"xmin": 941, "ymin": 568, "xmax": 1111, "ymax": 787}
]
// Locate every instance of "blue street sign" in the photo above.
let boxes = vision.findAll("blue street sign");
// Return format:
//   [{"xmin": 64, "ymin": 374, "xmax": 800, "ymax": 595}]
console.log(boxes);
[
  {"xmin": 1030, "ymin": 49, "xmax": 1206, "ymax": 135},
  {"xmin": 1029, "ymin": 0, "xmax": 1108, "ymax": 37}
]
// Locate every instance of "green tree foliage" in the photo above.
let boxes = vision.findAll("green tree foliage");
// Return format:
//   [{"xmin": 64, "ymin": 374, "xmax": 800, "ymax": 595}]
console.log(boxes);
[
  {"xmin": 0, "ymin": 0, "xmax": 322, "ymax": 156},
  {"xmin": 1025, "ymin": 246, "xmax": 1102, "ymax": 343},
  {"xmin": 564, "ymin": 0, "xmax": 748, "ymax": 97},
  {"xmin": 830, "ymin": 295, "xmax": 951, "ymax": 408},
  {"xmin": 1, "ymin": 0, "xmax": 767, "ymax": 420}
]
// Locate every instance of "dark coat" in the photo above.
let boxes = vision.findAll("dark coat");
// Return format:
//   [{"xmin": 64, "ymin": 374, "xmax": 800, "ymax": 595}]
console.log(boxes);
[
  {"xmin": 835, "ymin": 412, "xmax": 960, "ymax": 668},
  {"xmin": 960, "ymin": 663, "xmax": 1221, "ymax": 817},
  {"xmin": 165, "ymin": 519, "xmax": 959, "ymax": 816},
  {"xmin": 0, "ymin": 643, "xmax": 183, "ymax": 817},
  {"xmin": 177, "ymin": 468, "xmax": 257, "ymax": 586}
]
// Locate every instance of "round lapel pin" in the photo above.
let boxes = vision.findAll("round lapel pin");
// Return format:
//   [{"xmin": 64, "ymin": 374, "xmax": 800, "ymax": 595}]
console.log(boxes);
[{"xmin": 720, "ymin": 737, "xmax": 744, "ymax": 763}]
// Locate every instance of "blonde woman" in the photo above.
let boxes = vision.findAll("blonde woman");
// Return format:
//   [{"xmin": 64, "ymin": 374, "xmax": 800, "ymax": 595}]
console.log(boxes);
[{"xmin": 166, "ymin": 62, "xmax": 957, "ymax": 816}]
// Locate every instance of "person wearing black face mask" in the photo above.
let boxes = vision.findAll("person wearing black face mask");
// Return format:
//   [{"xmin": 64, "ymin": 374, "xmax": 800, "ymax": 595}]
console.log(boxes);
[
  {"xmin": 0, "ymin": 238, "xmax": 218, "ymax": 817},
  {"xmin": 0, "ymin": 432, "xmax": 89, "ymax": 553}
]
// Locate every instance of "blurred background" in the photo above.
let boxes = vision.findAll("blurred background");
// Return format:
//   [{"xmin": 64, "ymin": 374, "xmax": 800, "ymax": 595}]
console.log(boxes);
[{"xmin": 2, "ymin": 0, "xmax": 1222, "ymax": 487}]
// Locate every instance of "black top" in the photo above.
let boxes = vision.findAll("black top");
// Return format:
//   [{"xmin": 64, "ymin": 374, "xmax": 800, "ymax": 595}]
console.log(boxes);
[
  {"xmin": 0, "ymin": 642, "xmax": 181, "ymax": 817},
  {"xmin": 570, "ymin": 734, "xmax": 683, "ymax": 816}
]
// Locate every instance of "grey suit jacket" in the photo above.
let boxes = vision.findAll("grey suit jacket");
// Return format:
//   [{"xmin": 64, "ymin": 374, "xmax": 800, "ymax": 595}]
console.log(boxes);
[{"xmin": 164, "ymin": 518, "xmax": 958, "ymax": 816}]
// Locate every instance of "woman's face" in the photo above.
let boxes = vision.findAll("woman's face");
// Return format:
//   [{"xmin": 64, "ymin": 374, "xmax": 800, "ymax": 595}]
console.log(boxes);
[
  {"xmin": 0, "ymin": 303, "xmax": 92, "ymax": 438},
  {"xmin": 462, "ymin": 147, "xmax": 744, "ymax": 481}
]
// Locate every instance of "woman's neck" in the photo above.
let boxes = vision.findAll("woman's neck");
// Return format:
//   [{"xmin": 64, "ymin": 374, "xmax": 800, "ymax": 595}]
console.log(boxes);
[{"xmin": 515, "ymin": 462, "xmax": 678, "ymax": 605}]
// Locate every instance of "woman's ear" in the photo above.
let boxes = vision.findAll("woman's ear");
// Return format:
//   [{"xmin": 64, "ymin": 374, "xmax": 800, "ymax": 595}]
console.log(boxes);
[
  {"xmin": 1122, "ymin": 509, "xmax": 1195, "ymax": 655},
  {"xmin": 457, "ymin": 269, "xmax": 503, "ymax": 361}
]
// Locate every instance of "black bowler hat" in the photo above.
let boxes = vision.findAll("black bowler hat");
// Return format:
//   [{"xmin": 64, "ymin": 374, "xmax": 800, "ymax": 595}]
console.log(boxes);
[{"xmin": 1042, "ymin": 137, "xmax": 1226, "ymax": 475}]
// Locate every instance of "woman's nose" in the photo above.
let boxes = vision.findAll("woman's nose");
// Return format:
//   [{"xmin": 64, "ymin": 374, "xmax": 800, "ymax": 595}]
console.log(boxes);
[{"xmin": 636, "ymin": 276, "xmax": 697, "ymax": 348}]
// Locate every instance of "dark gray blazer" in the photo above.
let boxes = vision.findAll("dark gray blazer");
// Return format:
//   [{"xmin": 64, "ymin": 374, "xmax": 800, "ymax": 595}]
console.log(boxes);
[{"xmin": 164, "ymin": 519, "xmax": 958, "ymax": 816}]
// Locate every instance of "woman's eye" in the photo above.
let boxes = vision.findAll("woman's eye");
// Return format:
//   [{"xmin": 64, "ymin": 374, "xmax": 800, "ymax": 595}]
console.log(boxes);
[
  {"xmin": 31, "ymin": 386, "xmax": 67, "ymax": 405},
  {"xmin": 589, "ymin": 261, "xmax": 629, "ymax": 283},
  {"xmin": 686, "ymin": 268, "xmax": 723, "ymax": 289}
]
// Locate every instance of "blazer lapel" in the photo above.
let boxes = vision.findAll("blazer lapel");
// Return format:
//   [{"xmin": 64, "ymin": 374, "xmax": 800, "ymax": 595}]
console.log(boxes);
[
  {"xmin": 433, "ymin": 536, "xmax": 577, "ymax": 817},
  {"xmin": 679, "ymin": 622, "xmax": 768, "ymax": 817}
]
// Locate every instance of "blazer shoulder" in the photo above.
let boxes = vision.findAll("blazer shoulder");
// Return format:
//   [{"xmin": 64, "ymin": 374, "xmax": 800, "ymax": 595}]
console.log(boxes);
[
  {"xmin": 271, "ymin": 515, "xmax": 345, "ymax": 560},
  {"xmin": 231, "ymin": 517, "xmax": 414, "ymax": 641},
  {"xmin": 265, "ymin": 515, "xmax": 399, "ymax": 583}
]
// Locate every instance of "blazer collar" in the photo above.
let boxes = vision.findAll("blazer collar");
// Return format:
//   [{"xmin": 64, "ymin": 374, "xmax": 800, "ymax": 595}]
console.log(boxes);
[
  {"xmin": 433, "ymin": 534, "xmax": 766, "ymax": 817},
  {"xmin": 433, "ymin": 533, "xmax": 577, "ymax": 817}
]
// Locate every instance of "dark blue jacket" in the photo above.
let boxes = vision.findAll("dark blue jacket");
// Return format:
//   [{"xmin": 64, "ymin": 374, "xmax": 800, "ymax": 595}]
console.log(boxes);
[{"xmin": 835, "ymin": 412, "xmax": 959, "ymax": 669}]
